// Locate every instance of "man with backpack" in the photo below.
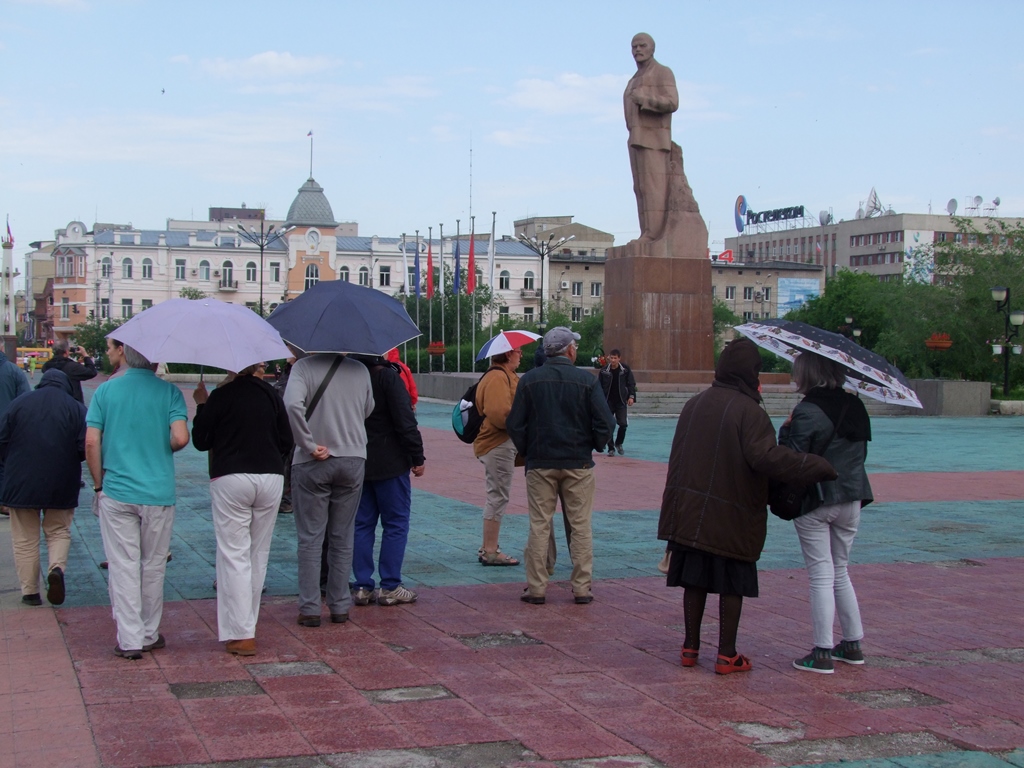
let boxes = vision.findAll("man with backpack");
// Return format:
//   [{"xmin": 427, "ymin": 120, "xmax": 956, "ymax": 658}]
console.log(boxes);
[{"xmin": 473, "ymin": 347, "xmax": 523, "ymax": 566}]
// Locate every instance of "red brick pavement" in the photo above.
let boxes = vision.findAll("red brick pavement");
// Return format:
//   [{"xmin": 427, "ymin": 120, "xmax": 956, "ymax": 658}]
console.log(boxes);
[{"xmin": 3, "ymin": 558, "xmax": 1022, "ymax": 767}]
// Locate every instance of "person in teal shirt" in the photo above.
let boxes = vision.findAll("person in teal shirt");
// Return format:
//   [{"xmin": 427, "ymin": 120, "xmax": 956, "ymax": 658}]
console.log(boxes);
[{"xmin": 86, "ymin": 338, "xmax": 189, "ymax": 660}]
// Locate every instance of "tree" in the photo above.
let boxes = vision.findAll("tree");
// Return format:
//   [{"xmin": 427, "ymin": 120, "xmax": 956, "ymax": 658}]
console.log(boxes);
[
  {"xmin": 712, "ymin": 298, "xmax": 740, "ymax": 357},
  {"xmin": 179, "ymin": 286, "xmax": 207, "ymax": 300},
  {"xmin": 930, "ymin": 218, "xmax": 1024, "ymax": 387},
  {"xmin": 71, "ymin": 317, "xmax": 124, "ymax": 361}
]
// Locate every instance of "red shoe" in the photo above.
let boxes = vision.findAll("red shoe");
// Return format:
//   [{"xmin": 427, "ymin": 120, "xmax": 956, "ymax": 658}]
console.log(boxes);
[
  {"xmin": 680, "ymin": 648, "xmax": 699, "ymax": 667},
  {"xmin": 715, "ymin": 652, "xmax": 752, "ymax": 675}
]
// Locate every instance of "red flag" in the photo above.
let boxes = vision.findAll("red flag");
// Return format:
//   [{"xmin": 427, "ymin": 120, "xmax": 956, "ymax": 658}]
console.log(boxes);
[
  {"xmin": 4, "ymin": 215, "xmax": 11, "ymax": 245},
  {"xmin": 426, "ymin": 240, "xmax": 434, "ymax": 298},
  {"xmin": 467, "ymin": 228, "xmax": 476, "ymax": 294}
]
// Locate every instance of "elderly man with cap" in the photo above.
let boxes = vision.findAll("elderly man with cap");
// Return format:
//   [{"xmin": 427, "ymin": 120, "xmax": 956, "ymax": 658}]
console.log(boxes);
[{"xmin": 507, "ymin": 327, "xmax": 614, "ymax": 605}]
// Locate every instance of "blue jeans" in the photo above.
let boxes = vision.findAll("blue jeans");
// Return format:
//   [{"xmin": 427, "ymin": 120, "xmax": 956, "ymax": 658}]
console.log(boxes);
[{"xmin": 352, "ymin": 474, "xmax": 412, "ymax": 591}]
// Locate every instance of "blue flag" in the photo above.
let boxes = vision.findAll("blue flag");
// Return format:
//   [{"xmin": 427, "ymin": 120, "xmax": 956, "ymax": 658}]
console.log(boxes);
[
  {"xmin": 414, "ymin": 244, "xmax": 421, "ymax": 298},
  {"xmin": 453, "ymin": 239, "xmax": 461, "ymax": 294}
]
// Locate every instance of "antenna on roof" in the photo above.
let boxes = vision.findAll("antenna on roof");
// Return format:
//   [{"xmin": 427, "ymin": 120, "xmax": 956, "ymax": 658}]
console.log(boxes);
[
  {"xmin": 946, "ymin": 198, "xmax": 957, "ymax": 216},
  {"xmin": 307, "ymin": 130, "xmax": 314, "ymax": 178}
]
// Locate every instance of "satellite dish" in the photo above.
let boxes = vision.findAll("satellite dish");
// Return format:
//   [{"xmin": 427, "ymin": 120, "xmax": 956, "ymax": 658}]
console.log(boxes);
[
  {"xmin": 818, "ymin": 210, "xmax": 831, "ymax": 226},
  {"xmin": 993, "ymin": 197, "xmax": 1001, "ymax": 207},
  {"xmin": 946, "ymin": 198, "xmax": 958, "ymax": 215},
  {"xmin": 973, "ymin": 195, "xmax": 983, "ymax": 207},
  {"xmin": 856, "ymin": 208, "xmax": 865, "ymax": 220},
  {"xmin": 865, "ymin": 187, "xmax": 883, "ymax": 217}
]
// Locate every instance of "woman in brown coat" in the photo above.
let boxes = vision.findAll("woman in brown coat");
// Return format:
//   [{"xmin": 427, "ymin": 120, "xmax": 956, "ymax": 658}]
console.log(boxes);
[{"xmin": 658, "ymin": 338, "xmax": 836, "ymax": 674}]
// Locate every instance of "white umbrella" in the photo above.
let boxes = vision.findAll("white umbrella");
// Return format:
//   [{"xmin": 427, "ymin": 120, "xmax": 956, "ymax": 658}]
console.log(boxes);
[
  {"xmin": 108, "ymin": 298, "xmax": 292, "ymax": 373},
  {"xmin": 734, "ymin": 320, "xmax": 922, "ymax": 408}
]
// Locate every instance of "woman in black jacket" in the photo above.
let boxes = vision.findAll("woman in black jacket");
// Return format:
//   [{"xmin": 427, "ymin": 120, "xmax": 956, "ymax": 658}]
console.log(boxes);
[
  {"xmin": 779, "ymin": 351, "xmax": 873, "ymax": 675},
  {"xmin": 192, "ymin": 364, "xmax": 293, "ymax": 655}
]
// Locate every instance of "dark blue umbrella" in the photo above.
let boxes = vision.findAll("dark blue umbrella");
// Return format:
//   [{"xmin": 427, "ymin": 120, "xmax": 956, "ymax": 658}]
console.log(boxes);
[{"xmin": 266, "ymin": 280, "xmax": 421, "ymax": 355}]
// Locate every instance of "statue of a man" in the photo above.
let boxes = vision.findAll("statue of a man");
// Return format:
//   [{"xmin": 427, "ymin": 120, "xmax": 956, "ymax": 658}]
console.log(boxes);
[{"xmin": 624, "ymin": 33, "xmax": 679, "ymax": 243}]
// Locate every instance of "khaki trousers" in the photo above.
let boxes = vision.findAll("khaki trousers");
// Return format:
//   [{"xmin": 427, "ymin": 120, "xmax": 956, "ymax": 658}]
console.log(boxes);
[
  {"xmin": 8, "ymin": 507, "xmax": 74, "ymax": 596},
  {"xmin": 523, "ymin": 468, "xmax": 595, "ymax": 598}
]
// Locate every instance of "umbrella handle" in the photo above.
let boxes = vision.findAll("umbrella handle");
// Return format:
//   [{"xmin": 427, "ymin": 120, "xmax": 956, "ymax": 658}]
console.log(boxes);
[{"xmin": 199, "ymin": 365, "xmax": 204, "ymax": 383}]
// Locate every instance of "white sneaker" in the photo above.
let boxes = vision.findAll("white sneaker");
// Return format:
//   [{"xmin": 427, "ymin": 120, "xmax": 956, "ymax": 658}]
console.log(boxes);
[
  {"xmin": 351, "ymin": 587, "xmax": 376, "ymax": 606},
  {"xmin": 377, "ymin": 584, "xmax": 417, "ymax": 606}
]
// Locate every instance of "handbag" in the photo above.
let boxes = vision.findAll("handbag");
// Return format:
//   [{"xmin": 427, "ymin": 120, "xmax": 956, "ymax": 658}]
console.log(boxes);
[{"xmin": 769, "ymin": 401, "xmax": 850, "ymax": 521}]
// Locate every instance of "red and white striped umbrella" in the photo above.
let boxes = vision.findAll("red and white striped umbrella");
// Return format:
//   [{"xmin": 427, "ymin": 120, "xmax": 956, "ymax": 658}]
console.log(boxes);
[{"xmin": 475, "ymin": 330, "xmax": 542, "ymax": 361}]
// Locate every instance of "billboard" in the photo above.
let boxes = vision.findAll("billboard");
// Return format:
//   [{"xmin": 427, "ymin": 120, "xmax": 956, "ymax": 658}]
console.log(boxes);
[
  {"xmin": 776, "ymin": 278, "xmax": 821, "ymax": 316},
  {"xmin": 903, "ymin": 230, "xmax": 934, "ymax": 284}
]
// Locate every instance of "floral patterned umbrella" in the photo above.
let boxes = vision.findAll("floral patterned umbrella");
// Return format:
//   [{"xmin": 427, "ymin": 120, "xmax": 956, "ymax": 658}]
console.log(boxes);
[{"xmin": 734, "ymin": 320, "xmax": 923, "ymax": 408}]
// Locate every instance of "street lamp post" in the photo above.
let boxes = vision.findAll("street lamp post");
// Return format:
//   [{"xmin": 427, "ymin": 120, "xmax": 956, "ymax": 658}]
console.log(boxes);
[
  {"xmin": 517, "ymin": 232, "xmax": 575, "ymax": 332},
  {"xmin": 990, "ymin": 286, "xmax": 1024, "ymax": 395},
  {"xmin": 237, "ymin": 220, "xmax": 292, "ymax": 316}
]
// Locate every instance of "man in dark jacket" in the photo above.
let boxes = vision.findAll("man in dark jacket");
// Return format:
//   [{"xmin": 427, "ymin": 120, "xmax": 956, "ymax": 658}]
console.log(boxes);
[
  {"xmin": 0, "ymin": 348, "xmax": 31, "ymax": 509},
  {"xmin": 42, "ymin": 340, "xmax": 97, "ymax": 403},
  {"xmin": 598, "ymin": 349, "xmax": 637, "ymax": 455},
  {"xmin": 0, "ymin": 369, "xmax": 88, "ymax": 606},
  {"xmin": 508, "ymin": 327, "xmax": 614, "ymax": 605},
  {"xmin": 350, "ymin": 356, "xmax": 425, "ymax": 607}
]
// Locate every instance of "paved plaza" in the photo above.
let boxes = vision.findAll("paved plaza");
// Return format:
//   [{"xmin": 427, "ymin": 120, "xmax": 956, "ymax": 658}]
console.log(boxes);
[{"xmin": 2, "ymin": 376, "xmax": 1024, "ymax": 767}]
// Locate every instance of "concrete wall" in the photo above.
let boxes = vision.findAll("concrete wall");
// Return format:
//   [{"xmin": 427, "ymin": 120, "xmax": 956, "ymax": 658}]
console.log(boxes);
[{"xmin": 907, "ymin": 379, "xmax": 992, "ymax": 416}]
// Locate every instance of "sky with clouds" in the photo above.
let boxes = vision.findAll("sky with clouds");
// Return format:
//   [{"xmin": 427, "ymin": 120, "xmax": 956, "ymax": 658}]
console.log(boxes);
[{"xmin": 2, "ymin": 0, "xmax": 1023, "ymax": 279}]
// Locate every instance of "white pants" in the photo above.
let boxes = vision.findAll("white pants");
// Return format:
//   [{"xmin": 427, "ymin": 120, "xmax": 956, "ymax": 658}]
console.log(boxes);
[
  {"xmin": 97, "ymin": 495, "xmax": 175, "ymax": 651},
  {"xmin": 210, "ymin": 473, "xmax": 283, "ymax": 642},
  {"xmin": 794, "ymin": 500, "xmax": 864, "ymax": 649}
]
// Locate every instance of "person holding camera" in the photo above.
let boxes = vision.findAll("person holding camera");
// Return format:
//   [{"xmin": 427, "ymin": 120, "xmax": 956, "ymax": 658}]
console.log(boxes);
[{"xmin": 43, "ymin": 340, "xmax": 98, "ymax": 403}]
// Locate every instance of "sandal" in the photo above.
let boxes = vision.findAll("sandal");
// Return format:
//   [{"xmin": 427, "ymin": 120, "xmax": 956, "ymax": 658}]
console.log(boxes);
[
  {"xmin": 680, "ymin": 647, "xmax": 699, "ymax": 667},
  {"xmin": 715, "ymin": 652, "xmax": 752, "ymax": 675},
  {"xmin": 480, "ymin": 550, "xmax": 520, "ymax": 567},
  {"xmin": 477, "ymin": 545, "xmax": 501, "ymax": 563}
]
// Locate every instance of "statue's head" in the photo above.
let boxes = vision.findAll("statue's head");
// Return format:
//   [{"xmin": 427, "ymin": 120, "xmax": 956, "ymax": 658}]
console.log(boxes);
[{"xmin": 631, "ymin": 33, "xmax": 655, "ymax": 64}]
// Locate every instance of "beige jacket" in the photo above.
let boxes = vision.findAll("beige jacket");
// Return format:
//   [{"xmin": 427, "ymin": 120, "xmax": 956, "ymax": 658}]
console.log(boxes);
[{"xmin": 472, "ymin": 365, "xmax": 518, "ymax": 458}]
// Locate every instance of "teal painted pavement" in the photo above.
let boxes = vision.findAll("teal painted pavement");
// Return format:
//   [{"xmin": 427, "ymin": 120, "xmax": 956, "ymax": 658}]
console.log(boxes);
[
  {"xmin": 55, "ymin": 398, "xmax": 1024, "ymax": 609},
  {"xmin": 416, "ymin": 400, "xmax": 1024, "ymax": 473},
  {"xmin": 793, "ymin": 749, "xmax": 1024, "ymax": 767}
]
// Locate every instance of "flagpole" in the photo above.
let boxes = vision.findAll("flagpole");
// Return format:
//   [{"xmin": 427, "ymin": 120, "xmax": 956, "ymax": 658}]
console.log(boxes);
[
  {"xmin": 307, "ymin": 131, "xmax": 313, "ymax": 176},
  {"xmin": 470, "ymin": 215, "xmax": 476, "ymax": 371},
  {"xmin": 439, "ymin": 222, "xmax": 445, "ymax": 373},
  {"xmin": 489, "ymin": 211, "xmax": 497, "ymax": 335},
  {"xmin": 455, "ymin": 219, "xmax": 461, "ymax": 373},
  {"xmin": 401, "ymin": 233, "xmax": 408, "ymax": 363},
  {"xmin": 415, "ymin": 229, "xmax": 421, "ymax": 373},
  {"xmin": 427, "ymin": 226, "xmax": 433, "ymax": 370}
]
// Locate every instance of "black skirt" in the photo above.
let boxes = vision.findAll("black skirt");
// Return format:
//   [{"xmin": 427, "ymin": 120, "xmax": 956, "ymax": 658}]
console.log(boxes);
[{"xmin": 665, "ymin": 541, "xmax": 759, "ymax": 598}]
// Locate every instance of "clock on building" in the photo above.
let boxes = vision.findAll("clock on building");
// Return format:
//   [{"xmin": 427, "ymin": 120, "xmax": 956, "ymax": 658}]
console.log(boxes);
[{"xmin": 305, "ymin": 229, "xmax": 321, "ymax": 253}]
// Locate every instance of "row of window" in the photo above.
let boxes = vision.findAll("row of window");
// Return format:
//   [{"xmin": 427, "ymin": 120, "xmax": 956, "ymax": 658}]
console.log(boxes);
[
  {"xmin": 713, "ymin": 286, "xmax": 772, "ymax": 302},
  {"xmin": 73, "ymin": 257, "xmax": 582, "ymax": 294},
  {"xmin": 59, "ymin": 297, "xmax": 155, "ymax": 321},
  {"xmin": 934, "ymin": 232, "xmax": 1012, "ymax": 246},
  {"xmin": 850, "ymin": 252, "xmax": 904, "ymax": 267},
  {"xmin": 744, "ymin": 234, "xmax": 836, "ymax": 260},
  {"xmin": 850, "ymin": 231, "xmax": 904, "ymax": 247}
]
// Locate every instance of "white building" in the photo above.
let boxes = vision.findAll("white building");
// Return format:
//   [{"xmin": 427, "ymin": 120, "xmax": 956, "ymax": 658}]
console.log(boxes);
[{"xmin": 45, "ymin": 177, "xmax": 604, "ymax": 340}]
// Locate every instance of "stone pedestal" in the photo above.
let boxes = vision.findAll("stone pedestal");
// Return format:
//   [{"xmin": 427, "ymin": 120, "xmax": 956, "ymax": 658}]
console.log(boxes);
[{"xmin": 604, "ymin": 143, "xmax": 714, "ymax": 383}]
